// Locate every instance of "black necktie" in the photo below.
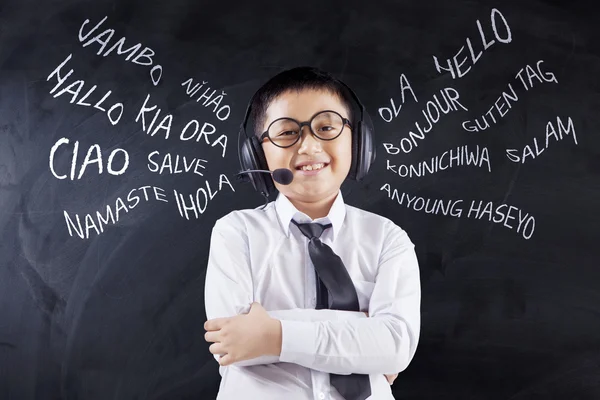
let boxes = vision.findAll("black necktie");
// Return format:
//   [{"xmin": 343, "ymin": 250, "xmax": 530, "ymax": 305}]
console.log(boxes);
[{"xmin": 291, "ymin": 219, "xmax": 372, "ymax": 400}]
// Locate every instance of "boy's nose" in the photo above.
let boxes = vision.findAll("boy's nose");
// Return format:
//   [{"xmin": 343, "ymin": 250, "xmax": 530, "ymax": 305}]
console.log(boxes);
[{"xmin": 298, "ymin": 126, "xmax": 322, "ymax": 154}]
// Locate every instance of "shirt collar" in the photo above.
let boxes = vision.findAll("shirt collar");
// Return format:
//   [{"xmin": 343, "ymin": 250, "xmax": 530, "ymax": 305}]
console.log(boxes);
[{"xmin": 275, "ymin": 190, "xmax": 346, "ymax": 241}]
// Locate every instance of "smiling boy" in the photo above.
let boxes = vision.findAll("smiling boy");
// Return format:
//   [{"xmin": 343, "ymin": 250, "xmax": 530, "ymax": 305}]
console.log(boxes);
[{"xmin": 204, "ymin": 67, "xmax": 421, "ymax": 400}]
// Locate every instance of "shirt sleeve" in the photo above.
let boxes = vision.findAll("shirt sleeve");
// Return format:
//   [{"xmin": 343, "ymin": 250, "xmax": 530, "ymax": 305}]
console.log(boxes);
[
  {"xmin": 233, "ymin": 309, "xmax": 367, "ymax": 367},
  {"xmin": 204, "ymin": 214, "xmax": 270, "ymax": 366},
  {"xmin": 278, "ymin": 224, "xmax": 421, "ymax": 375}
]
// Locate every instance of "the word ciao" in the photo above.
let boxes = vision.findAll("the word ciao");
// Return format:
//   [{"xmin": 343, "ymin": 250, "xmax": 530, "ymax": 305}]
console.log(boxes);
[
  {"xmin": 383, "ymin": 87, "xmax": 468, "ymax": 154},
  {"xmin": 47, "ymin": 54, "xmax": 124, "ymax": 126},
  {"xmin": 78, "ymin": 16, "xmax": 162, "ymax": 85},
  {"xmin": 147, "ymin": 151, "xmax": 207, "ymax": 176},
  {"xmin": 433, "ymin": 8, "xmax": 512, "ymax": 79},
  {"xmin": 378, "ymin": 74, "xmax": 419, "ymax": 123},
  {"xmin": 380, "ymin": 183, "xmax": 535, "ymax": 239},
  {"xmin": 506, "ymin": 116, "xmax": 577, "ymax": 164},
  {"xmin": 64, "ymin": 185, "xmax": 168, "ymax": 239},
  {"xmin": 174, "ymin": 175, "xmax": 235, "ymax": 219},
  {"xmin": 462, "ymin": 60, "xmax": 558, "ymax": 132},
  {"xmin": 50, "ymin": 138, "xmax": 129, "ymax": 180},
  {"xmin": 135, "ymin": 93, "xmax": 228, "ymax": 157},
  {"xmin": 386, "ymin": 144, "xmax": 491, "ymax": 179}
]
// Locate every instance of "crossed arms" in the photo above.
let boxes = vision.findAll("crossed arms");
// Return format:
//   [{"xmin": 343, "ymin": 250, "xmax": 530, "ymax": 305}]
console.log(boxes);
[{"xmin": 203, "ymin": 218, "xmax": 421, "ymax": 376}]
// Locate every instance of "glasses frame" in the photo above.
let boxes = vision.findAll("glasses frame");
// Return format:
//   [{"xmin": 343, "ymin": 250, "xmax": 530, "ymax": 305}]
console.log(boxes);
[{"xmin": 259, "ymin": 109, "xmax": 352, "ymax": 148}]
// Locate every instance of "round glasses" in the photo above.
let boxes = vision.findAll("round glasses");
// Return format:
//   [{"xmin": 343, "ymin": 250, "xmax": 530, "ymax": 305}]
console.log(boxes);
[{"xmin": 260, "ymin": 110, "xmax": 352, "ymax": 148}]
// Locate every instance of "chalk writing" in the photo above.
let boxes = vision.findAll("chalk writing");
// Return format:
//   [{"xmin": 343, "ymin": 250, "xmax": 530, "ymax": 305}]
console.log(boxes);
[
  {"xmin": 382, "ymin": 88, "xmax": 468, "ymax": 154},
  {"xmin": 380, "ymin": 184, "xmax": 535, "ymax": 239},
  {"xmin": 173, "ymin": 175, "xmax": 235, "ymax": 219},
  {"xmin": 64, "ymin": 186, "xmax": 168, "ymax": 239},
  {"xmin": 506, "ymin": 116, "xmax": 577, "ymax": 163},
  {"xmin": 433, "ymin": 8, "xmax": 512, "ymax": 79},
  {"xmin": 386, "ymin": 145, "xmax": 491, "ymax": 178},
  {"xmin": 181, "ymin": 78, "xmax": 231, "ymax": 121},
  {"xmin": 135, "ymin": 93, "xmax": 228, "ymax": 157},
  {"xmin": 49, "ymin": 138, "xmax": 129, "ymax": 179},
  {"xmin": 147, "ymin": 151, "xmax": 208, "ymax": 176},
  {"xmin": 78, "ymin": 16, "xmax": 162, "ymax": 85},
  {"xmin": 378, "ymin": 74, "xmax": 418, "ymax": 122},
  {"xmin": 47, "ymin": 54, "xmax": 124, "ymax": 126},
  {"xmin": 462, "ymin": 60, "xmax": 558, "ymax": 132}
]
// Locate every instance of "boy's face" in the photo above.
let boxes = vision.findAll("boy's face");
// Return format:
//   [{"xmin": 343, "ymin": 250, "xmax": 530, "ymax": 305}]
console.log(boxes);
[{"xmin": 261, "ymin": 88, "xmax": 352, "ymax": 203}]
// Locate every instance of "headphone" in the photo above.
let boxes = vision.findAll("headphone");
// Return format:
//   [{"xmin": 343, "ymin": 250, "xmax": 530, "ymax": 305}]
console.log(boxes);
[{"xmin": 237, "ymin": 77, "xmax": 376, "ymax": 198}]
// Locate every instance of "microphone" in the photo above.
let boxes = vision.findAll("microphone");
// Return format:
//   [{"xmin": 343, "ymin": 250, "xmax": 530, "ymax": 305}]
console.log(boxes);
[{"xmin": 236, "ymin": 168, "xmax": 294, "ymax": 185}]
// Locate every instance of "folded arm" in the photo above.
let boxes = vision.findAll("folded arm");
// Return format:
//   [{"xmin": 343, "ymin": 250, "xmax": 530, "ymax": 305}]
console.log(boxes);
[{"xmin": 278, "ymin": 226, "xmax": 421, "ymax": 375}]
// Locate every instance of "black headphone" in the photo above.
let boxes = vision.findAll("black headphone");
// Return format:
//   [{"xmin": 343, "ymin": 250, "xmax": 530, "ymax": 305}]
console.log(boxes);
[{"xmin": 237, "ymin": 78, "xmax": 376, "ymax": 198}]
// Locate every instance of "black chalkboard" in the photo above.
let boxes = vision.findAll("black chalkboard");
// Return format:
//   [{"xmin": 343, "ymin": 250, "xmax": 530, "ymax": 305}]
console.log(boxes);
[{"xmin": 2, "ymin": 0, "xmax": 599, "ymax": 399}]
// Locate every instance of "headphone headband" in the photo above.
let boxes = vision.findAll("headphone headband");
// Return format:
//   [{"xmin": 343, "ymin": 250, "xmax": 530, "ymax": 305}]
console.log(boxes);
[{"xmin": 239, "ymin": 77, "xmax": 366, "ymax": 139}]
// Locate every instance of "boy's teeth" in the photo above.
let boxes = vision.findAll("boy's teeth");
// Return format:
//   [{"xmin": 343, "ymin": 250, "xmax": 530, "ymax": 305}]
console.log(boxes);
[{"xmin": 301, "ymin": 163, "xmax": 324, "ymax": 171}]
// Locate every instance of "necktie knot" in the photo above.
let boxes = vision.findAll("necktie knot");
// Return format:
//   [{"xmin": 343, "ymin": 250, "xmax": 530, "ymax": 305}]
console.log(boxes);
[{"xmin": 291, "ymin": 219, "xmax": 332, "ymax": 241}]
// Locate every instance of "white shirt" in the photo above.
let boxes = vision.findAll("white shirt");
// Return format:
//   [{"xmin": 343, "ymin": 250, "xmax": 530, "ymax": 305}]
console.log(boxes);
[{"xmin": 204, "ymin": 190, "xmax": 421, "ymax": 400}]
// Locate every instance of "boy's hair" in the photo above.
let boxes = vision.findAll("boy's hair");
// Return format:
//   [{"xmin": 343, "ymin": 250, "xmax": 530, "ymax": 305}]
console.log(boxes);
[{"xmin": 247, "ymin": 66, "xmax": 356, "ymax": 137}]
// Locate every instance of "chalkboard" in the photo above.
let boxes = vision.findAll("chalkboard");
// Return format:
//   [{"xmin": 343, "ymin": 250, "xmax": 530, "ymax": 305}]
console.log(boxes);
[{"xmin": 1, "ymin": 0, "xmax": 599, "ymax": 399}]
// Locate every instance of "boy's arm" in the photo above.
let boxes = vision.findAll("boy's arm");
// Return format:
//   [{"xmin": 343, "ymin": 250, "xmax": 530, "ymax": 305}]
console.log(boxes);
[
  {"xmin": 204, "ymin": 217, "xmax": 278, "ymax": 366},
  {"xmin": 277, "ymin": 225, "xmax": 421, "ymax": 375},
  {"xmin": 204, "ymin": 216, "xmax": 366, "ymax": 367}
]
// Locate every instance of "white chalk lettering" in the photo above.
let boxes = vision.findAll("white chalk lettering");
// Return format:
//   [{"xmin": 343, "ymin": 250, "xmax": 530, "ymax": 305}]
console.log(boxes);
[
  {"xmin": 386, "ymin": 144, "xmax": 491, "ymax": 178},
  {"xmin": 181, "ymin": 78, "xmax": 231, "ymax": 121},
  {"xmin": 173, "ymin": 174, "xmax": 235, "ymax": 219},
  {"xmin": 147, "ymin": 150, "xmax": 208, "ymax": 176},
  {"xmin": 392, "ymin": 87, "xmax": 468, "ymax": 153},
  {"xmin": 378, "ymin": 73, "xmax": 418, "ymax": 122},
  {"xmin": 47, "ymin": 54, "xmax": 124, "ymax": 125},
  {"xmin": 462, "ymin": 60, "xmax": 558, "ymax": 132},
  {"xmin": 506, "ymin": 116, "xmax": 577, "ymax": 163},
  {"xmin": 380, "ymin": 183, "xmax": 535, "ymax": 239},
  {"xmin": 78, "ymin": 16, "xmax": 162, "ymax": 85},
  {"xmin": 63, "ymin": 185, "xmax": 168, "ymax": 239},
  {"xmin": 432, "ymin": 8, "xmax": 512, "ymax": 79},
  {"xmin": 49, "ymin": 137, "xmax": 129, "ymax": 179}
]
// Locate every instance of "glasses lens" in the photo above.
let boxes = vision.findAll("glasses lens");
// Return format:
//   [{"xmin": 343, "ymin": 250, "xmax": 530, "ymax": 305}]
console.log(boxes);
[
  {"xmin": 268, "ymin": 118, "xmax": 301, "ymax": 147},
  {"xmin": 311, "ymin": 111, "xmax": 344, "ymax": 140}
]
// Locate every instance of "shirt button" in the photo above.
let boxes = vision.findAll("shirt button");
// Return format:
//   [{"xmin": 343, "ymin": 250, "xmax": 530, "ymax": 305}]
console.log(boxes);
[{"xmin": 318, "ymin": 393, "xmax": 325, "ymax": 399}]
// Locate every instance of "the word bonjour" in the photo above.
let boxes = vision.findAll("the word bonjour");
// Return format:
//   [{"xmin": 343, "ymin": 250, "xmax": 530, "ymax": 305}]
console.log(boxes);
[{"xmin": 382, "ymin": 87, "xmax": 468, "ymax": 154}]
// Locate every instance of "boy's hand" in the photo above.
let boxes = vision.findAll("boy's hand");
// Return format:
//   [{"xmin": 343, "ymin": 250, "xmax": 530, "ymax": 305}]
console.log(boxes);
[
  {"xmin": 204, "ymin": 302, "xmax": 282, "ymax": 366},
  {"xmin": 363, "ymin": 311, "xmax": 398, "ymax": 385},
  {"xmin": 385, "ymin": 373, "xmax": 398, "ymax": 385}
]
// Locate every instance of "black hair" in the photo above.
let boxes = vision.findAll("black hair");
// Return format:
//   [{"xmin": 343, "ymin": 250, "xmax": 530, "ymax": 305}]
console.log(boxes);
[{"xmin": 247, "ymin": 66, "xmax": 356, "ymax": 137}]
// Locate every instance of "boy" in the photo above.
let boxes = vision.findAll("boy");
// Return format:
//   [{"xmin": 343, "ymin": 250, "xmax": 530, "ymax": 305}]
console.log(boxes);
[{"xmin": 204, "ymin": 67, "xmax": 421, "ymax": 400}]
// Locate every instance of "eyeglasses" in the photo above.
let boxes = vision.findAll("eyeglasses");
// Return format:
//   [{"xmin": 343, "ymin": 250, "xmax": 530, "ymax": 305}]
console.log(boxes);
[{"xmin": 260, "ymin": 110, "xmax": 352, "ymax": 148}]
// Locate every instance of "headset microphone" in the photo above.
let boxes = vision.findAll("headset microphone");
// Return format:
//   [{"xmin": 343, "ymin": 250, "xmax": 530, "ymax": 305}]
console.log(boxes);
[{"xmin": 236, "ymin": 168, "xmax": 294, "ymax": 185}]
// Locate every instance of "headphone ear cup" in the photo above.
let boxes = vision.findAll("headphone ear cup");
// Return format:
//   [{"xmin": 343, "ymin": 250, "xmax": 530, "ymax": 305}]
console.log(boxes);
[
  {"xmin": 243, "ymin": 136, "xmax": 276, "ymax": 196},
  {"xmin": 348, "ymin": 122, "xmax": 360, "ymax": 181},
  {"xmin": 351, "ymin": 111, "xmax": 376, "ymax": 181}
]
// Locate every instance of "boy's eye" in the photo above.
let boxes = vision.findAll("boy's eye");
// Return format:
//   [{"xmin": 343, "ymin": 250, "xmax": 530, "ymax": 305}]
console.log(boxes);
[
  {"xmin": 277, "ymin": 130, "xmax": 299, "ymax": 137},
  {"xmin": 318, "ymin": 125, "xmax": 334, "ymax": 132}
]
